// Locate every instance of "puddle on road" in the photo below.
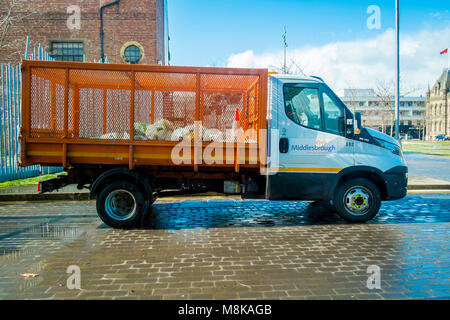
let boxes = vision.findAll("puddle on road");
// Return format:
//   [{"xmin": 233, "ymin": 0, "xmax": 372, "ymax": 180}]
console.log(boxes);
[
  {"xmin": 139, "ymin": 196, "xmax": 450, "ymax": 231},
  {"xmin": 30, "ymin": 223, "xmax": 80, "ymax": 239},
  {"xmin": 143, "ymin": 201, "xmax": 338, "ymax": 230},
  {"xmin": 17, "ymin": 260, "xmax": 46, "ymax": 291},
  {"xmin": 0, "ymin": 222, "xmax": 81, "ymax": 242},
  {"xmin": 0, "ymin": 222, "xmax": 82, "ymax": 264},
  {"xmin": 0, "ymin": 223, "xmax": 83, "ymax": 295},
  {"xmin": 0, "ymin": 247, "xmax": 38, "ymax": 261},
  {"xmin": 19, "ymin": 276, "xmax": 44, "ymax": 291}
]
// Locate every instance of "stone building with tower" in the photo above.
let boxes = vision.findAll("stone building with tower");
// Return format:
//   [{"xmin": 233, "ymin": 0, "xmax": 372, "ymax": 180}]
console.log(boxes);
[
  {"xmin": 0, "ymin": 0, "xmax": 169, "ymax": 65},
  {"xmin": 426, "ymin": 68, "xmax": 450, "ymax": 140}
]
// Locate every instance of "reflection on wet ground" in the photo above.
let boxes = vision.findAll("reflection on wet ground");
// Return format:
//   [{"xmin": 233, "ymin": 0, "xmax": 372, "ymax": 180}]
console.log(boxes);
[
  {"xmin": 0, "ymin": 195, "xmax": 448, "ymax": 300},
  {"xmin": 144, "ymin": 195, "xmax": 450, "ymax": 230}
]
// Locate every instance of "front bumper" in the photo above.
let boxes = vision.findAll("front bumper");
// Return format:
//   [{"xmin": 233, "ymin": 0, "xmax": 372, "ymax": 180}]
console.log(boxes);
[{"xmin": 383, "ymin": 166, "xmax": 408, "ymax": 200}]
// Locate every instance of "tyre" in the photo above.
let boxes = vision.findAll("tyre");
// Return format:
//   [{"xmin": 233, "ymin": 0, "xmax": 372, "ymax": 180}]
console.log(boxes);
[
  {"xmin": 334, "ymin": 178, "xmax": 381, "ymax": 222},
  {"xmin": 96, "ymin": 181, "xmax": 145, "ymax": 229}
]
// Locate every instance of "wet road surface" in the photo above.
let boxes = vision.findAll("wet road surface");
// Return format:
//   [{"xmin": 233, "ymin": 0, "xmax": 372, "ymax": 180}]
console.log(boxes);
[{"xmin": 0, "ymin": 195, "xmax": 449, "ymax": 300}]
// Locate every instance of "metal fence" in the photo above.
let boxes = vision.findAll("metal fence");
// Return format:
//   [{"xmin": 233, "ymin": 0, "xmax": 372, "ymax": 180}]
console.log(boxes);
[{"xmin": 0, "ymin": 38, "xmax": 62, "ymax": 183}]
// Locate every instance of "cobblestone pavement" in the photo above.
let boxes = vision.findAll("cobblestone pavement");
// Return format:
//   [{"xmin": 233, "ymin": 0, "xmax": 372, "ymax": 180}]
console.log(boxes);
[{"xmin": 0, "ymin": 194, "xmax": 449, "ymax": 300}]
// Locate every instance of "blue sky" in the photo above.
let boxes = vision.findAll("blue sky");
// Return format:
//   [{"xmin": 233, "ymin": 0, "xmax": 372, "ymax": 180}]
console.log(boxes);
[{"xmin": 168, "ymin": 0, "xmax": 450, "ymax": 68}]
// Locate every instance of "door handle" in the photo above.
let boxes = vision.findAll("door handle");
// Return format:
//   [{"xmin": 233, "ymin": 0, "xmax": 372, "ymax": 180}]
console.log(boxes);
[{"xmin": 279, "ymin": 137, "xmax": 289, "ymax": 154}]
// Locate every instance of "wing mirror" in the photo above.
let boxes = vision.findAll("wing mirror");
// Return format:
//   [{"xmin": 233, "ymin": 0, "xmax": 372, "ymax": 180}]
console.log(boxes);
[
  {"xmin": 355, "ymin": 112, "xmax": 362, "ymax": 134},
  {"xmin": 338, "ymin": 116, "xmax": 346, "ymax": 134}
]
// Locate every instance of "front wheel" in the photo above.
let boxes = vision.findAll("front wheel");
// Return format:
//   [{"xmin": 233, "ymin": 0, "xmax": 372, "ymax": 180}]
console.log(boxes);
[
  {"xmin": 334, "ymin": 178, "xmax": 381, "ymax": 222},
  {"xmin": 96, "ymin": 181, "xmax": 145, "ymax": 229}
]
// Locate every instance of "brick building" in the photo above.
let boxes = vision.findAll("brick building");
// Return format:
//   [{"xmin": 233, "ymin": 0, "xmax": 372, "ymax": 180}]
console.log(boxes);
[
  {"xmin": 426, "ymin": 68, "xmax": 450, "ymax": 140},
  {"xmin": 0, "ymin": 0, "xmax": 168, "ymax": 65}
]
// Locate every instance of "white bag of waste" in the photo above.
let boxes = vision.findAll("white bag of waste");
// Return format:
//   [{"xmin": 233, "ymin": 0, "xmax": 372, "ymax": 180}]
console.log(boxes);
[
  {"xmin": 203, "ymin": 128, "xmax": 224, "ymax": 142},
  {"xmin": 145, "ymin": 119, "xmax": 175, "ymax": 141}
]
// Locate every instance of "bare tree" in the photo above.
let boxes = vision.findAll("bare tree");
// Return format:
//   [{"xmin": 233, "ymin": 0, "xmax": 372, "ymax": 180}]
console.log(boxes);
[
  {"xmin": 374, "ymin": 78, "xmax": 421, "ymax": 136},
  {"xmin": 343, "ymin": 81, "xmax": 360, "ymax": 114},
  {"xmin": 374, "ymin": 80, "xmax": 394, "ymax": 135},
  {"xmin": 0, "ymin": 0, "xmax": 33, "ymax": 62},
  {"xmin": 268, "ymin": 57, "xmax": 307, "ymax": 75}
]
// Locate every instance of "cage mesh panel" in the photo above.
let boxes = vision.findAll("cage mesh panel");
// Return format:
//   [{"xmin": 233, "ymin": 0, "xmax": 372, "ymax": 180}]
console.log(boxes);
[
  {"xmin": 153, "ymin": 91, "xmax": 196, "ymax": 130},
  {"xmin": 30, "ymin": 73, "xmax": 51, "ymax": 135},
  {"xmin": 135, "ymin": 72, "xmax": 196, "ymax": 92},
  {"xmin": 134, "ymin": 90, "xmax": 152, "ymax": 123},
  {"xmin": 200, "ymin": 74, "xmax": 259, "ymax": 142},
  {"xmin": 30, "ymin": 68, "xmax": 72, "ymax": 138},
  {"xmin": 55, "ymin": 84, "xmax": 73, "ymax": 133},
  {"xmin": 71, "ymin": 69, "xmax": 131, "ymax": 140},
  {"xmin": 248, "ymin": 86, "xmax": 259, "ymax": 126},
  {"xmin": 106, "ymin": 89, "xmax": 130, "ymax": 139},
  {"xmin": 28, "ymin": 67, "xmax": 261, "ymax": 142},
  {"xmin": 135, "ymin": 72, "xmax": 197, "ymax": 140},
  {"xmin": 78, "ymin": 88, "xmax": 104, "ymax": 138},
  {"xmin": 202, "ymin": 92, "xmax": 243, "ymax": 133},
  {"xmin": 200, "ymin": 74, "xmax": 259, "ymax": 92}
]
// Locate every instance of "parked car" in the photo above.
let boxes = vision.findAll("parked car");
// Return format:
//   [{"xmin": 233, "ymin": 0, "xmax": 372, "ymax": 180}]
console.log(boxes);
[{"xmin": 436, "ymin": 135, "xmax": 449, "ymax": 141}]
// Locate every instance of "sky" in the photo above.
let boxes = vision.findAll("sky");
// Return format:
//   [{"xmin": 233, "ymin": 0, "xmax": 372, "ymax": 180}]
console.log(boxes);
[{"xmin": 167, "ymin": 0, "xmax": 450, "ymax": 96}]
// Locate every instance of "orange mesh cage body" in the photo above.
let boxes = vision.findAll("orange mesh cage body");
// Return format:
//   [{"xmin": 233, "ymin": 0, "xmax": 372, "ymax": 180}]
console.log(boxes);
[{"xmin": 20, "ymin": 60, "xmax": 268, "ymax": 170}]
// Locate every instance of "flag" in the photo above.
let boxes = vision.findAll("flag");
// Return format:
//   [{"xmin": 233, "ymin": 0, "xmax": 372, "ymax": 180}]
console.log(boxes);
[{"xmin": 441, "ymin": 48, "xmax": 448, "ymax": 55}]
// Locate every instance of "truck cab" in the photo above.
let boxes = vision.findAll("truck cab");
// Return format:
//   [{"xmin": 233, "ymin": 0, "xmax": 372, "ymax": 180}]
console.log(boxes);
[{"xmin": 266, "ymin": 74, "xmax": 408, "ymax": 222}]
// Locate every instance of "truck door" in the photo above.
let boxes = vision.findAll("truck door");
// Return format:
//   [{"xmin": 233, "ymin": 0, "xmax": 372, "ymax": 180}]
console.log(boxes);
[{"xmin": 275, "ymin": 82, "xmax": 354, "ymax": 200}]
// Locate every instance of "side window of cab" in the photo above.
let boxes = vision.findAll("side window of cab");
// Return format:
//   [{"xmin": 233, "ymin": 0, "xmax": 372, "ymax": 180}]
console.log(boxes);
[
  {"xmin": 284, "ymin": 85, "xmax": 322, "ymax": 130},
  {"xmin": 322, "ymin": 91, "xmax": 345, "ymax": 136}
]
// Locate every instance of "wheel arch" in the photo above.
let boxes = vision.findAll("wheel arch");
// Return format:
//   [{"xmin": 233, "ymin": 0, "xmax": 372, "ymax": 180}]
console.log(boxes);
[
  {"xmin": 90, "ymin": 168, "xmax": 153, "ymax": 203},
  {"xmin": 332, "ymin": 166, "xmax": 387, "ymax": 201}
]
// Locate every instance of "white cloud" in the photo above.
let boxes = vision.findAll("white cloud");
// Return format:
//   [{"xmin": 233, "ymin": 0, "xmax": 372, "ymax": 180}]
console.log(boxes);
[
  {"xmin": 227, "ymin": 28, "xmax": 450, "ymax": 96},
  {"xmin": 429, "ymin": 10, "xmax": 449, "ymax": 18}
]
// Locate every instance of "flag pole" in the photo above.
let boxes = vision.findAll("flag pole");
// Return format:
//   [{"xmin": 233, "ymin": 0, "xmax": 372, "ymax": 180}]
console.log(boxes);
[{"xmin": 394, "ymin": 0, "xmax": 400, "ymax": 140}]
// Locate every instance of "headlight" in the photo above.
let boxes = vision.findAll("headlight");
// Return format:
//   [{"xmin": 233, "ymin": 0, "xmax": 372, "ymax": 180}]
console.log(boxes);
[{"xmin": 374, "ymin": 138, "xmax": 403, "ymax": 156}]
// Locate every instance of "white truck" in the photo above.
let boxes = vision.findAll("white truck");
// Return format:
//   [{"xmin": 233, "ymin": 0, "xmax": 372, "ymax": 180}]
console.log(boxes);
[{"xmin": 22, "ymin": 61, "xmax": 408, "ymax": 228}]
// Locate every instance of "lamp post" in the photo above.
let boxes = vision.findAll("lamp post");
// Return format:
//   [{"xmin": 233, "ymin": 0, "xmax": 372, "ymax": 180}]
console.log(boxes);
[{"xmin": 394, "ymin": 0, "xmax": 400, "ymax": 139}]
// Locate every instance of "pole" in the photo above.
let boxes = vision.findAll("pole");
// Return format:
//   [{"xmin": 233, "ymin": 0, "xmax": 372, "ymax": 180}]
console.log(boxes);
[
  {"xmin": 282, "ymin": 26, "xmax": 288, "ymax": 74},
  {"xmin": 394, "ymin": 0, "xmax": 400, "ymax": 140},
  {"xmin": 24, "ymin": 36, "xmax": 30, "ymax": 60}
]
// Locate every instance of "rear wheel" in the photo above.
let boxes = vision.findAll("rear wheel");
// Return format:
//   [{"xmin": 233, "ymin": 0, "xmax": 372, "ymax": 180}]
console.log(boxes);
[
  {"xmin": 334, "ymin": 178, "xmax": 381, "ymax": 222},
  {"xmin": 96, "ymin": 181, "xmax": 144, "ymax": 229}
]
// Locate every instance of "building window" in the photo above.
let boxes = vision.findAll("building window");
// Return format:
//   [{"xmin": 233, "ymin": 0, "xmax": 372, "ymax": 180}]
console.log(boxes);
[
  {"xmin": 51, "ymin": 41, "xmax": 84, "ymax": 61},
  {"xmin": 120, "ymin": 41, "xmax": 144, "ymax": 64}
]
